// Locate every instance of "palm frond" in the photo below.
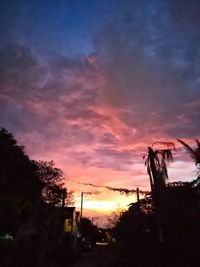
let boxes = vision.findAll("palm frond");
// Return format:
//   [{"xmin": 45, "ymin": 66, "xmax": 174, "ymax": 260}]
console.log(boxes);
[
  {"xmin": 152, "ymin": 142, "xmax": 176, "ymax": 150},
  {"xmin": 154, "ymin": 153, "xmax": 160, "ymax": 167},
  {"xmin": 195, "ymin": 139, "xmax": 200, "ymax": 147},
  {"xmin": 195, "ymin": 140, "xmax": 200, "ymax": 163},
  {"xmin": 161, "ymin": 161, "xmax": 169, "ymax": 179},
  {"xmin": 162, "ymin": 149, "xmax": 174, "ymax": 162},
  {"xmin": 177, "ymin": 139, "xmax": 200, "ymax": 163}
]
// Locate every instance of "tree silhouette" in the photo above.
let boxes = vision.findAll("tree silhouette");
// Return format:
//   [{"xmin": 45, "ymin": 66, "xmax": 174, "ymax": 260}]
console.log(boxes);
[
  {"xmin": 35, "ymin": 160, "xmax": 66, "ymax": 206},
  {"xmin": 143, "ymin": 143, "xmax": 175, "ymax": 244},
  {"xmin": 0, "ymin": 128, "xmax": 76, "ymax": 267},
  {"xmin": 0, "ymin": 128, "xmax": 70, "ymax": 234},
  {"xmin": 113, "ymin": 178, "xmax": 200, "ymax": 267},
  {"xmin": 177, "ymin": 139, "xmax": 200, "ymax": 176},
  {"xmin": 0, "ymin": 128, "xmax": 43, "ymax": 234},
  {"xmin": 81, "ymin": 217, "xmax": 98, "ymax": 240},
  {"xmin": 144, "ymin": 142, "xmax": 175, "ymax": 191}
]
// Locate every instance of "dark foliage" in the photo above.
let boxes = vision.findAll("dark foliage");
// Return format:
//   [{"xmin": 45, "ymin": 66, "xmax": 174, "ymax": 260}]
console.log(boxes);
[
  {"xmin": 178, "ymin": 139, "xmax": 200, "ymax": 175},
  {"xmin": 0, "ymin": 128, "xmax": 42, "ymax": 233},
  {"xmin": 0, "ymin": 128, "xmax": 69, "ymax": 231},
  {"xmin": 35, "ymin": 160, "xmax": 65, "ymax": 206},
  {"xmin": 113, "ymin": 179, "xmax": 200, "ymax": 266},
  {"xmin": 144, "ymin": 143, "xmax": 175, "ymax": 190},
  {"xmin": 81, "ymin": 217, "xmax": 99, "ymax": 242},
  {"xmin": 0, "ymin": 128, "xmax": 71, "ymax": 267}
]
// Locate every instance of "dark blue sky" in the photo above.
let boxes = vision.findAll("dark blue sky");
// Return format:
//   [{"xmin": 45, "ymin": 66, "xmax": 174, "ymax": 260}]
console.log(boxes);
[
  {"xmin": 1, "ymin": 0, "xmax": 200, "ymax": 140},
  {"xmin": 1, "ymin": 0, "xmax": 116, "ymax": 56}
]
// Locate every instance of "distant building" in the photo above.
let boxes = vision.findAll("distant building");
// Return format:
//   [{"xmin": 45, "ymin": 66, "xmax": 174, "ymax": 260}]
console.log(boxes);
[
  {"xmin": 63, "ymin": 207, "xmax": 80, "ymax": 235},
  {"xmin": 63, "ymin": 207, "xmax": 80, "ymax": 252}
]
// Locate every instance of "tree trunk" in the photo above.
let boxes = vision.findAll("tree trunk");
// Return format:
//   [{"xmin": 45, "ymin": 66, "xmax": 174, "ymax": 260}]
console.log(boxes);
[{"xmin": 148, "ymin": 147, "xmax": 163, "ymax": 243}]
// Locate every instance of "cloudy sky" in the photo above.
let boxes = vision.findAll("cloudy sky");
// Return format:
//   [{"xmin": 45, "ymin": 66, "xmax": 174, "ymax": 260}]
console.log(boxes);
[{"xmin": 1, "ymin": 0, "xmax": 200, "ymax": 218}]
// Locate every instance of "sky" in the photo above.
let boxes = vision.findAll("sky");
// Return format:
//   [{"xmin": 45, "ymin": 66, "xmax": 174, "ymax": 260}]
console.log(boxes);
[{"xmin": 1, "ymin": 0, "xmax": 200, "ymax": 221}]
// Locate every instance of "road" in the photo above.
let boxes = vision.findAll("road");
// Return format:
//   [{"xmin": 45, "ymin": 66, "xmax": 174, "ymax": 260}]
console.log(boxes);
[{"xmin": 72, "ymin": 250, "xmax": 113, "ymax": 267}]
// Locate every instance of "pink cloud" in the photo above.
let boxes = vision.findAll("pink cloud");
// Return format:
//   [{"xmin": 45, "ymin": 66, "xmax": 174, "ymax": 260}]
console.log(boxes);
[{"xmin": 0, "ymin": 42, "xmax": 199, "ymax": 218}]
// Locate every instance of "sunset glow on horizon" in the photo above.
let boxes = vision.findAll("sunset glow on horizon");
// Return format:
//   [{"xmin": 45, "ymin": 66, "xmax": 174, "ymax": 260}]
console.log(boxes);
[{"xmin": 1, "ymin": 0, "xmax": 200, "ymax": 219}]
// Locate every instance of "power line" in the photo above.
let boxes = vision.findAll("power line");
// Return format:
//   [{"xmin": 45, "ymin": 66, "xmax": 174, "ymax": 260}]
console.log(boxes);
[{"xmin": 72, "ymin": 180, "xmax": 150, "ymax": 196}]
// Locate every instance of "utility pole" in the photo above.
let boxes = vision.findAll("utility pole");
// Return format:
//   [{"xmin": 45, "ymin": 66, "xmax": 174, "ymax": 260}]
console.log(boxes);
[
  {"xmin": 80, "ymin": 192, "xmax": 91, "ymax": 222},
  {"xmin": 80, "ymin": 192, "xmax": 91, "ymax": 236},
  {"xmin": 61, "ymin": 188, "xmax": 67, "ymax": 208},
  {"xmin": 80, "ymin": 192, "xmax": 84, "ymax": 224},
  {"xmin": 136, "ymin": 187, "xmax": 140, "ymax": 214}
]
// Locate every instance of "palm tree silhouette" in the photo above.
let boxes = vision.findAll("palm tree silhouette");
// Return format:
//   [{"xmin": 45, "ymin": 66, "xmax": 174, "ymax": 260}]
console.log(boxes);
[
  {"xmin": 144, "ymin": 142, "xmax": 175, "ymax": 243},
  {"xmin": 177, "ymin": 139, "xmax": 200, "ymax": 176},
  {"xmin": 145, "ymin": 142, "xmax": 175, "ymax": 191}
]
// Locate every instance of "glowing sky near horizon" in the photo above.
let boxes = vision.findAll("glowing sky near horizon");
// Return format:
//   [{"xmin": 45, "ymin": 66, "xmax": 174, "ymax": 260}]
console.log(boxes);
[{"xmin": 1, "ymin": 0, "xmax": 200, "ymax": 219}]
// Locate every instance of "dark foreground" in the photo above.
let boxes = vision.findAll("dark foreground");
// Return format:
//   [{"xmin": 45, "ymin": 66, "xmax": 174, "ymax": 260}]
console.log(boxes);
[
  {"xmin": 72, "ymin": 250, "xmax": 113, "ymax": 267},
  {"xmin": 2, "ymin": 242, "xmax": 200, "ymax": 267}
]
